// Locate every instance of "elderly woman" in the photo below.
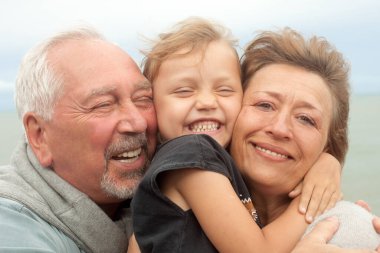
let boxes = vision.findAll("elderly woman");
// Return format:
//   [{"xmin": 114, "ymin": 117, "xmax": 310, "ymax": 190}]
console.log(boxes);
[{"xmin": 231, "ymin": 28, "xmax": 380, "ymax": 249}]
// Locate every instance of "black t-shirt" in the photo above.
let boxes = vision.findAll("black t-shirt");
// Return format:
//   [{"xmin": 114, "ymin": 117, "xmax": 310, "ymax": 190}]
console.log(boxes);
[{"xmin": 132, "ymin": 134, "xmax": 259, "ymax": 253}]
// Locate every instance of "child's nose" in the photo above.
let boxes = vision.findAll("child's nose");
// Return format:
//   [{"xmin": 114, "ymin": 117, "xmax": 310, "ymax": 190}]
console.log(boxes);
[{"xmin": 195, "ymin": 91, "xmax": 217, "ymax": 110}]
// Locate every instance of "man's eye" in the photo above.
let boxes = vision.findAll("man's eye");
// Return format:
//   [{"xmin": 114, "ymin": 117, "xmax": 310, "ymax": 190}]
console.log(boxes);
[
  {"xmin": 135, "ymin": 96, "xmax": 153, "ymax": 108},
  {"xmin": 92, "ymin": 102, "xmax": 112, "ymax": 109}
]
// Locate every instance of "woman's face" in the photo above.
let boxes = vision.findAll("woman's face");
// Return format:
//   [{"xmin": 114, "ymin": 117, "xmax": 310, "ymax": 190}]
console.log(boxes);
[{"xmin": 230, "ymin": 64, "xmax": 333, "ymax": 195}]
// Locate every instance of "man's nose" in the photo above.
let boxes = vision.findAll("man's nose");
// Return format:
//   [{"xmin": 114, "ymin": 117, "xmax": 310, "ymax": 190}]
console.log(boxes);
[{"xmin": 117, "ymin": 103, "xmax": 148, "ymax": 134}]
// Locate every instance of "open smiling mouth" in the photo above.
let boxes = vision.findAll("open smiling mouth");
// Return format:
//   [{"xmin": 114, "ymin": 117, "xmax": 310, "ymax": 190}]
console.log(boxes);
[
  {"xmin": 189, "ymin": 121, "xmax": 220, "ymax": 133},
  {"xmin": 253, "ymin": 144, "xmax": 292, "ymax": 159},
  {"xmin": 112, "ymin": 148, "xmax": 142, "ymax": 163}
]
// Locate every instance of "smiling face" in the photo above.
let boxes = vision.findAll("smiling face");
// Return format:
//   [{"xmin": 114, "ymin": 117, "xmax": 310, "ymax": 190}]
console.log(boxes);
[
  {"xmin": 230, "ymin": 64, "xmax": 333, "ymax": 195},
  {"xmin": 42, "ymin": 39, "xmax": 157, "ymax": 203},
  {"xmin": 152, "ymin": 40, "xmax": 243, "ymax": 147}
]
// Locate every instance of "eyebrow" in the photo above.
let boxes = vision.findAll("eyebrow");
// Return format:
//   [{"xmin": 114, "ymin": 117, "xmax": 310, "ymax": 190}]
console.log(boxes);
[
  {"xmin": 82, "ymin": 80, "xmax": 152, "ymax": 104},
  {"xmin": 80, "ymin": 86, "xmax": 117, "ymax": 105},
  {"xmin": 135, "ymin": 80, "xmax": 152, "ymax": 90},
  {"xmin": 257, "ymin": 91, "xmax": 323, "ymax": 113}
]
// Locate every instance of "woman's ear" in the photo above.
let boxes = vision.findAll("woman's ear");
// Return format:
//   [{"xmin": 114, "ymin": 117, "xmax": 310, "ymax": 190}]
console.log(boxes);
[{"xmin": 23, "ymin": 112, "xmax": 52, "ymax": 167}]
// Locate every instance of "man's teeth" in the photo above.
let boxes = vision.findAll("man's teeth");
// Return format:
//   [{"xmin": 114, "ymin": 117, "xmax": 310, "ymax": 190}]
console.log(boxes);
[
  {"xmin": 255, "ymin": 145, "xmax": 288, "ymax": 159},
  {"xmin": 190, "ymin": 122, "xmax": 219, "ymax": 132},
  {"xmin": 115, "ymin": 148, "xmax": 141, "ymax": 159}
]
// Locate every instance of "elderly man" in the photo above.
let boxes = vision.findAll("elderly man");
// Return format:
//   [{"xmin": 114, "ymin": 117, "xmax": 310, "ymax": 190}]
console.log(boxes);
[{"xmin": 0, "ymin": 27, "xmax": 156, "ymax": 252}]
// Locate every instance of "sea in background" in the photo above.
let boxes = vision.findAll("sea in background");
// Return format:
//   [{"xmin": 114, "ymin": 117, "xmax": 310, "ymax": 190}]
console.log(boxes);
[{"xmin": 0, "ymin": 95, "xmax": 379, "ymax": 214}]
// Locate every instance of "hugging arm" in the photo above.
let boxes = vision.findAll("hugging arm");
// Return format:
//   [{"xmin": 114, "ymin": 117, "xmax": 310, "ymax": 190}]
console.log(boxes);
[{"xmin": 161, "ymin": 168, "xmax": 308, "ymax": 253}]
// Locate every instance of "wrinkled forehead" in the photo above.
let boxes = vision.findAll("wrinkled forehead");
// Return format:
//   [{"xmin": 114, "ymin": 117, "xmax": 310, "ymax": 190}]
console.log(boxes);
[{"xmin": 244, "ymin": 64, "xmax": 333, "ymax": 117}]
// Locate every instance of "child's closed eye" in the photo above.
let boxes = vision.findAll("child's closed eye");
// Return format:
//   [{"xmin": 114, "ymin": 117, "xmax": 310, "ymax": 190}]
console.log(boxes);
[
  {"xmin": 216, "ymin": 86, "xmax": 236, "ymax": 97},
  {"xmin": 173, "ymin": 87, "xmax": 194, "ymax": 97}
]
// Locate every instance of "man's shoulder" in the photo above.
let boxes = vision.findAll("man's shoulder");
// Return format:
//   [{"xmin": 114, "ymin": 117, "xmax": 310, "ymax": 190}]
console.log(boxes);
[
  {"xmin": 0, "ymin": 163, "xmax": 22, "ymax": 180},
  {"xmin": 0, "ymin": 197, "xmax": 83, "ymax": 252},
  {"xmin": 0, "ymin": 163, "xmax": 41, "ymax": 201}
]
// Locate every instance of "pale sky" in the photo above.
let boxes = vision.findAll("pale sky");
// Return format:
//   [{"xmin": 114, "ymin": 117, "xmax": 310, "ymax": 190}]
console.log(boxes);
[{"xmin": 1, "ymin": 0, "xmax": 380, "ymax": 111}]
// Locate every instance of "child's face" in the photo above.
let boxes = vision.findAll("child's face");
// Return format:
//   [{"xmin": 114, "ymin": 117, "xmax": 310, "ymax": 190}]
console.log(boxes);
[{"xmin": 153, "ymin": 40, "xmax": 243, "ymax": 147}]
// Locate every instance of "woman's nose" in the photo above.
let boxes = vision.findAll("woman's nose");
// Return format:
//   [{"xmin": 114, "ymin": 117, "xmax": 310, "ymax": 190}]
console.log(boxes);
[{"xmin": 267, "ymin": 112, "xmax": 293, "ymax": 140}]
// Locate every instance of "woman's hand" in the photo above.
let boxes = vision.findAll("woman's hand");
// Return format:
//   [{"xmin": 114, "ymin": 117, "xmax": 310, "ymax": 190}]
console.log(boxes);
[
  {"xmin": 355, "ymin": 200, "xmax": 380, "ymax": 234},
  {"xmin": 292, "ymin": 217, "xmax": 380, "ymax": 253},
  {"xmin": 289, "ymin": 153, "xmax": 342, "ymax": 223}
]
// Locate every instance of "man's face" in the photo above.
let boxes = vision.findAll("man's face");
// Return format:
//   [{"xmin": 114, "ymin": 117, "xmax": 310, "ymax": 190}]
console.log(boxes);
[{"xmin": 44, "ymin": 39, "xmax": 157, "ymax": 203}]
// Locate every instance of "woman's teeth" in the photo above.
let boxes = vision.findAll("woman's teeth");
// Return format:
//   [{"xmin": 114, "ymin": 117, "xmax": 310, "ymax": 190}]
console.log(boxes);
[{"xmin": 255, "ymin": 145, "xmax": 288, "ymax": 159}]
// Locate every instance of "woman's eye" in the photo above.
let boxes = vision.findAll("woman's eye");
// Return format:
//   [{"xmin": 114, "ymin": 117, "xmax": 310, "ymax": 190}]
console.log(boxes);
[
  {"xmin": 255, "ymin": 102, "xmax": 273, "ymax": 111},
  {"xmin": 298, "ymin": 115, "xmax": 316, "ymax": 127}
]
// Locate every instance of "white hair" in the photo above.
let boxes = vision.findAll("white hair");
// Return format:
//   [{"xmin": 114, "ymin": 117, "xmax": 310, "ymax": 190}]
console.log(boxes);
[{"xmin": 15, "ymin": 26, "xmax": 106, "ymax": 122}]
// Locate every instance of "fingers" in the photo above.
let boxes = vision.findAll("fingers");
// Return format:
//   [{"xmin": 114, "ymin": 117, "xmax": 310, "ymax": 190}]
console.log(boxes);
[
  {"xmin": 356, "ymin": 200, "xmax": 372, "ymax": 212},
  {"xmin": 303, "ymin": 185, "xmax": 342, "ymax": 223},
  {"xmin": 289, "ymin": 182, "xmax": 303, "ymax": 198},
  {"xmin": 292, "ymin": 217, "xmax": 379, "ymax": 253},
  {"xmin": 304, "ymin": 186, "xmax": 322, "ymax": 223},
  {"xmin": 325, "ymin": 191, "xmax": 342, "ymax": 212},
  {"xmin": 305, "ymin": 216, "xmax": 340, "ymax": 243},
  {"xmin": 373, "ymin": 216, "xmax": 380, "ymax": 234},
  {"xmin": 314, "ymin": 185, "xmax": 338, "ymax": 218},
  {"xmin": 298, "ymin": 182, "xmax": 313, "ymax": 215}
]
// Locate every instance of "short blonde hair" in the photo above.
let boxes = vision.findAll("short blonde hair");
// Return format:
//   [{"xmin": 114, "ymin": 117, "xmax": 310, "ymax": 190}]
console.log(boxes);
[
  {"xmin": 241, "ymin": 28, "xmax": 350, "ymax": 163},
  {"xmin": 142, "ymin": 17, "xmax": 239, "ymax": 82}
]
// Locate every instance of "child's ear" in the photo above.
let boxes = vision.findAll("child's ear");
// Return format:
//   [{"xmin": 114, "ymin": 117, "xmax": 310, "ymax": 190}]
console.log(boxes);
[{"xmin": 23, "ymin": 112, "xmax": 53, "ymax": 167}]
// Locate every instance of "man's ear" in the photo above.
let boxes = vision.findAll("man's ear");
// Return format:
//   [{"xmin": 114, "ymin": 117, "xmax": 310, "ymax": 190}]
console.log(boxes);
[{"xmin": 23, "ymin": 112, "xmax": 52, "ymax": 167}]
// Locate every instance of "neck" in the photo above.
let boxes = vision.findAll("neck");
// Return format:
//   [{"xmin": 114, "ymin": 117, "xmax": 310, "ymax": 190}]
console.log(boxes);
[
  {"xmin": 98, "ymin": 202, "xmax": 125, "ymax": 220},
  {"xmin": 249, "ymin": 186, "xmax": 291, "ymax": 226}
]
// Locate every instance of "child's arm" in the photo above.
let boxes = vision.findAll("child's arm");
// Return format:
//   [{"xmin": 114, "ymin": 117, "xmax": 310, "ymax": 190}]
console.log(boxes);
[
  {"xmin": 260, "ymin": 197, "xmax": 308, "ymax": 252},
  {"xmin": 289, "ymin": 153, "xmax": 342, "ymax": 223},
  {"xmin": 160, "ymin": 168, "xmax": 307, "ymax": 253}
]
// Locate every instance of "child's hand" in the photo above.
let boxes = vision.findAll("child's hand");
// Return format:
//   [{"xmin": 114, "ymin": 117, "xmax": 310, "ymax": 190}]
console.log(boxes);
[{"xmin": 289, "ymin": 153, "xmax": 342, "ymax": 223}]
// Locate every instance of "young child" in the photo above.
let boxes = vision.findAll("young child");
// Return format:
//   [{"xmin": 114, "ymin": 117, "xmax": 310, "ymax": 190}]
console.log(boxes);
[{"xmin": 131, "ymin": 17, "xmax": 342, "ymax": 252}]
